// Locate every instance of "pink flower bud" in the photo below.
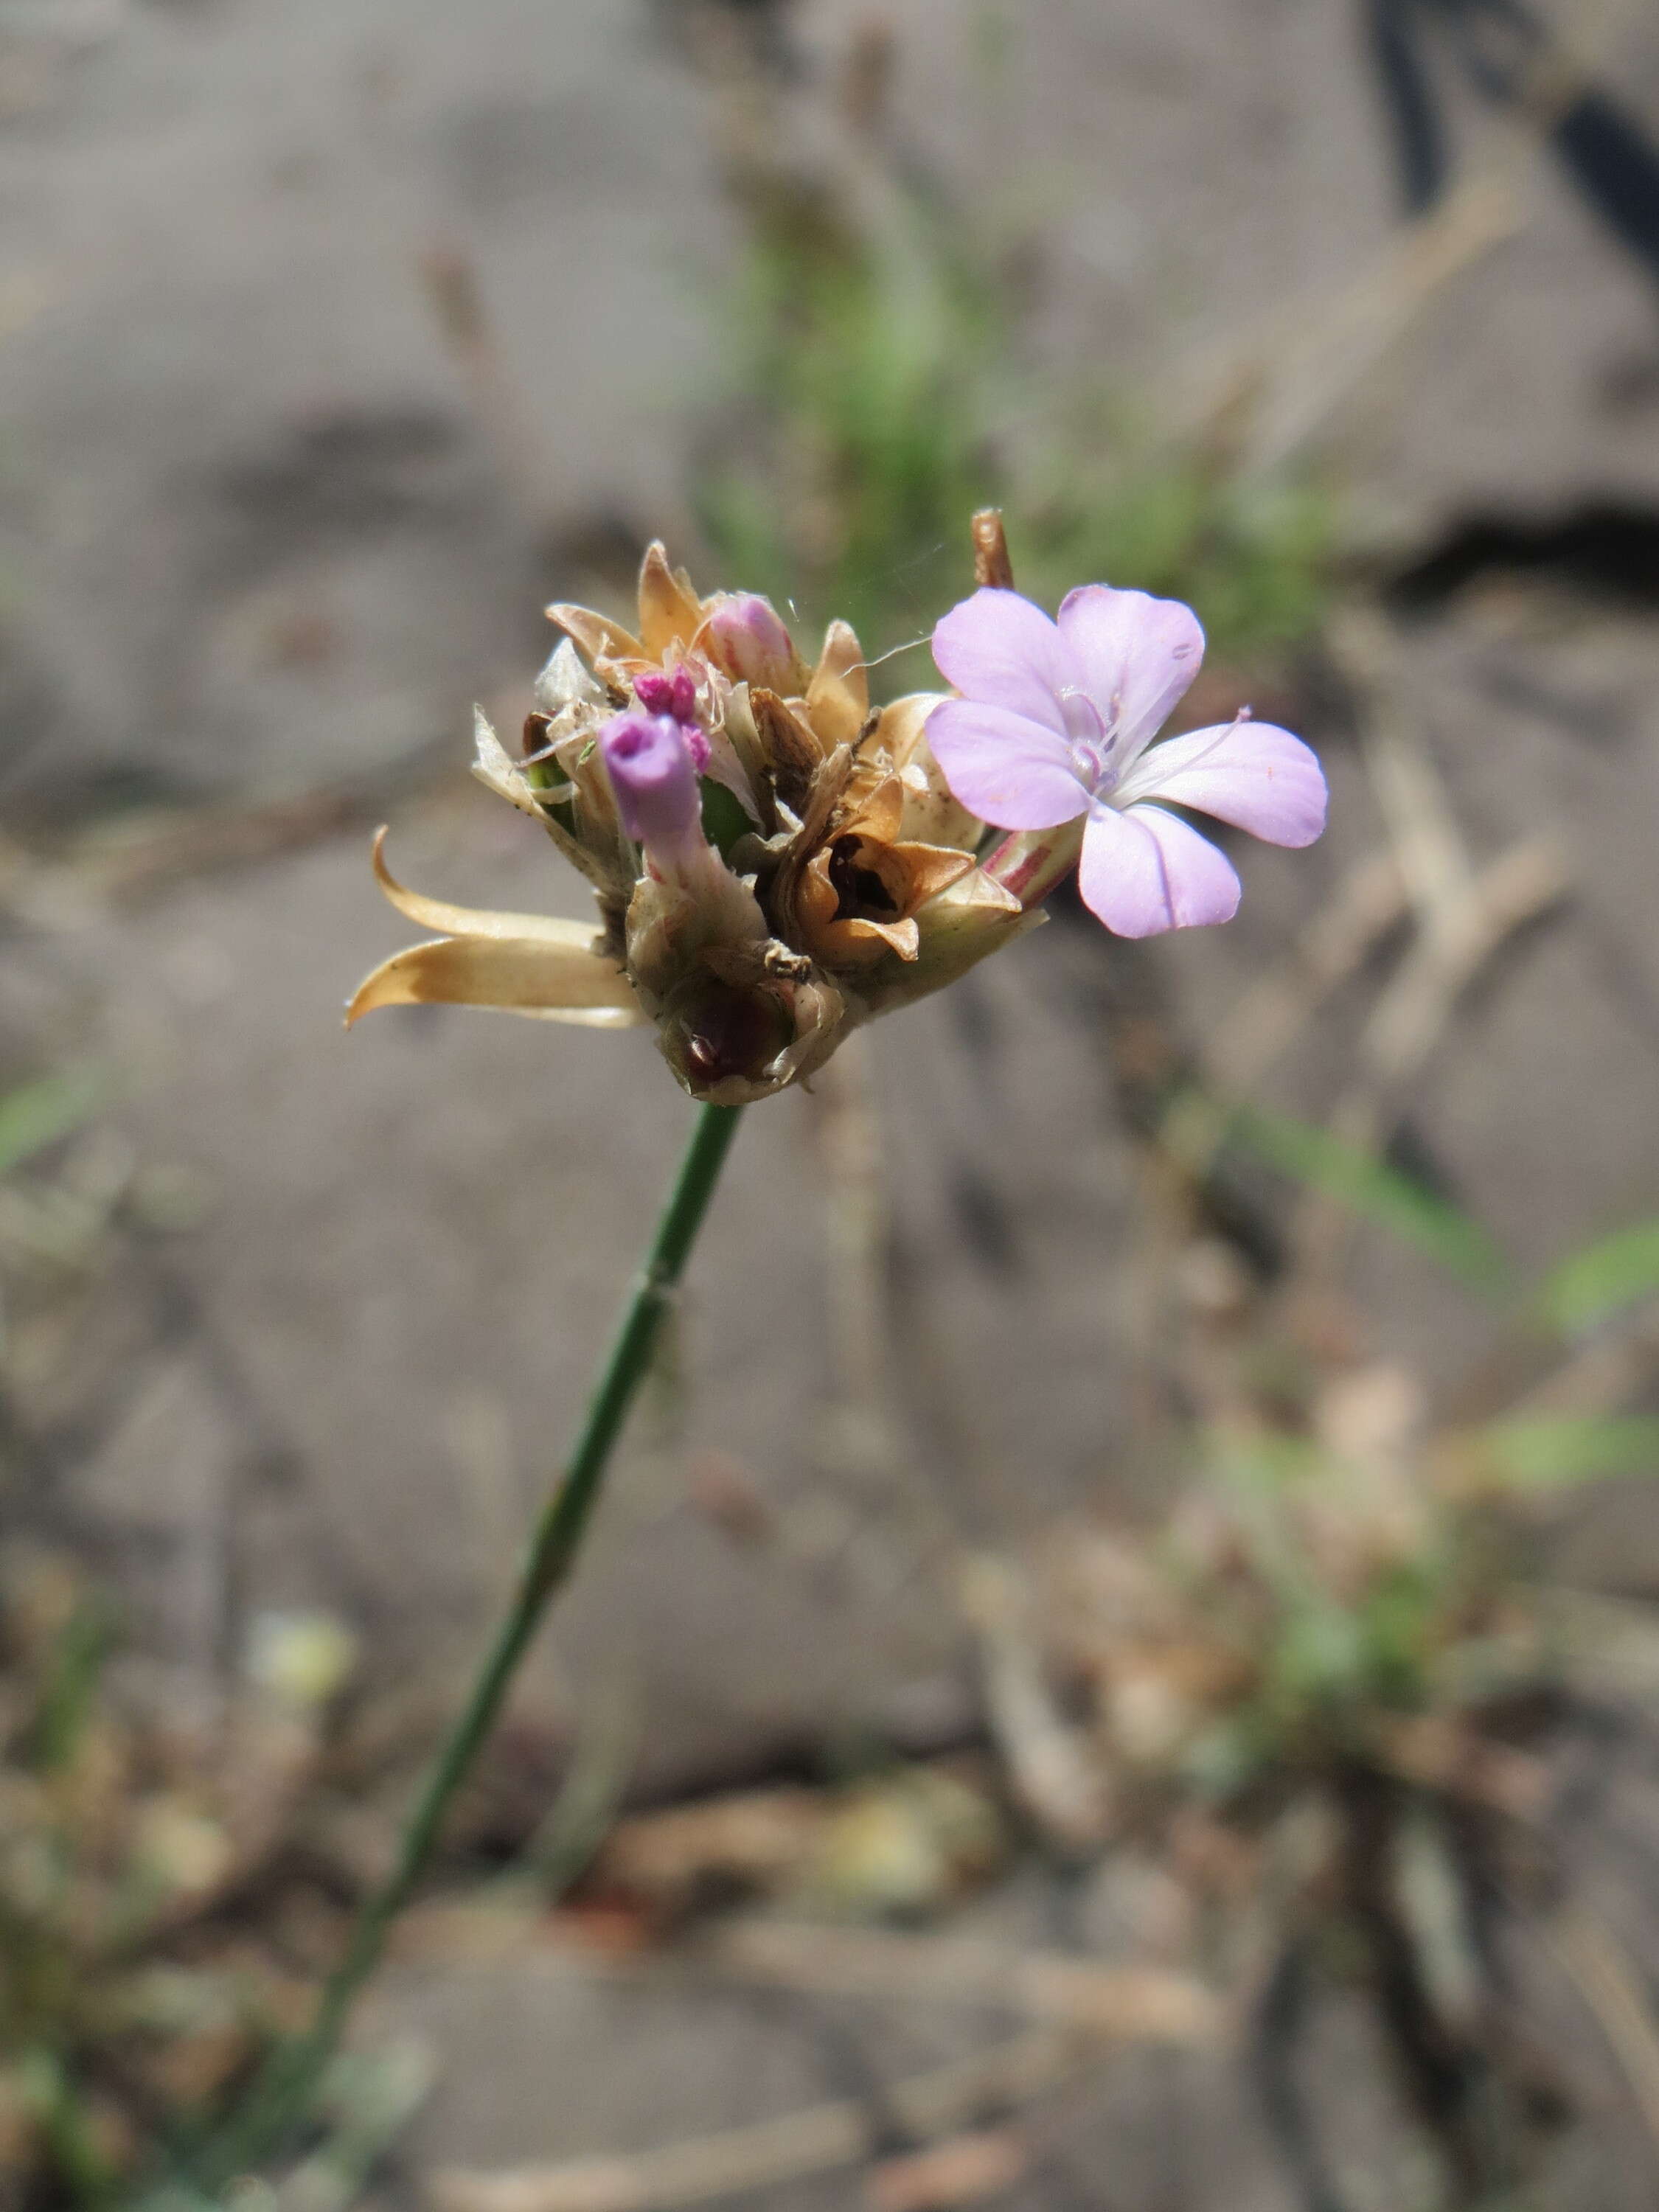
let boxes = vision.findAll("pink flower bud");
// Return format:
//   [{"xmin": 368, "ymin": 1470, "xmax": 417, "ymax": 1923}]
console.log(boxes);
[
  {"xmin": 601, "ymin": 712, "xmax": 704, "ymax": 859},
  {"xmin": 631, "ymin": 665, "xmax": 710, "ymax": 769},
  {"xmin": 702, "ymin": 594, "xmax": 799, "ymax": 694}
]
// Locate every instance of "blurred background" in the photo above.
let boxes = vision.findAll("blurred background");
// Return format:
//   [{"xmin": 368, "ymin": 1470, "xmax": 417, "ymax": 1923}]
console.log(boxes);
[{"xmin": 4, "ymin": 1, "xmax": 1659, "ymax": 2206}]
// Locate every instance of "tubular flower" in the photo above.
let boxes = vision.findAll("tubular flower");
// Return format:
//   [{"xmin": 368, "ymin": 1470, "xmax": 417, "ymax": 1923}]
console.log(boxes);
[
  {"xmin": 926, "ymin": 585, "xmax": 1327, "ymax": 936},
  {"xmin": 347, "ymin": 535, "xmax": 1039, "ymax": 1104}
]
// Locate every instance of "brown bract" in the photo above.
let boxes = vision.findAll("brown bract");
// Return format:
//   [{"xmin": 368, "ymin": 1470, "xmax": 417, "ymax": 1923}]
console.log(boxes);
[
  {"xmin": 788, "ymin": 774, "xmax": 974, "ymax": 970},
  {"xmin": 346, "ymin": 830, "xmax": 642, "ymax": 1032},
  {"xmin": 347, "ymin": 531, "xmax": 1045, "ymax": 1103}
]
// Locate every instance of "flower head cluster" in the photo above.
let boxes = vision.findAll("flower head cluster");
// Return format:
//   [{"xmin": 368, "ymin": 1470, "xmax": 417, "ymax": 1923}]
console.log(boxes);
[
  {"xmin": 349, "ymin": 540, "xmax": 1033, "ymax": 1102},
  {"xmin": 348, "ymin": 520, "xmax": 1327, "ymax": 1100}
]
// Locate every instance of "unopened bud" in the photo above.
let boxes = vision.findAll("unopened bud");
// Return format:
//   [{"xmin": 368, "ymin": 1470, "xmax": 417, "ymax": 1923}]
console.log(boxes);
[
  {"xmin": 633, "ymin": 663, "xmax": 706, "ymax": 749},
  {"xmin": 703, "ymin": 594, "xmax": 800, "ymax": 695},
  {"xmin": 602, "ymin": 711, "xmax": 704, "ymax": 860}
]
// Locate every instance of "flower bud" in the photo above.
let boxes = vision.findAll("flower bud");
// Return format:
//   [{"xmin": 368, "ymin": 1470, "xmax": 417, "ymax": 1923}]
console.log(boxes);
[
  {"xmin": 601, "ymin": 711, "xmax": 704, "ymax": 863},
  {"xmin": 632, "ymin": 663, "xmax": 705, "ymax": 745},
  {"xmin": 702, "ymin": 594, "xmax": 801, "ymax": 695}
]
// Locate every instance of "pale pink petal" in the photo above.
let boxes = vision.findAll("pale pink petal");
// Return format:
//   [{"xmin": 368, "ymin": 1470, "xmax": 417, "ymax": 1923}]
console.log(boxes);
[
  {"xmin": 1056, "ymin": 585, "xmax": 1204, "ymax": 761},
  {"xmin": 925, "ymin": 699, "xmax": 1091, "ymax": 831},
  {"xmin": 931, "ymin": 588, "xmax": 1080, "ymax": 736},
  {"xmin": 1116, "ymin": 720, "xmax": 1327, "ymax": 847},
  {"xmin": 1077, "ymin": 801, "xmax": 1240, "ymax": 937}
]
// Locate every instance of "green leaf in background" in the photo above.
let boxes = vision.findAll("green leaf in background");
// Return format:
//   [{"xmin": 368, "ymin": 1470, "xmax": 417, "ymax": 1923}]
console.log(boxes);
[
  {"xmin": 1481, "ymin": 1415, "xmax": 1659, "ymax": 1489},
  {"xmin": 1217, "ymin": 1102, "xmax": 1512, "ymax": 1294},
  {"xmin": 17, "ymin": 2049, "xmax": 119, "ymax": 2207},
  {"xmin": 0, "ymin": 1068, "xmax": 103, "ymax": 1181},
  {"xmin": 1537, "ymin": 1219, "xmax": 1659, "ymax": 1335},
  {"xmin": 30, "ymin": 1598, "xmax": 113, "ymax": 1774}
]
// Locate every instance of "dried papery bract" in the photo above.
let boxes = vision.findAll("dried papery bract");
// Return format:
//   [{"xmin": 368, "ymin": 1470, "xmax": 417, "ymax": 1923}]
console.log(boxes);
[
  {"xmin": 349, "ymin": 524, "xmax": 1043, "ymax": 1102},
  {"xmin": 972, "ymin": 507, "xmax": 1015, "ymax": 591}
]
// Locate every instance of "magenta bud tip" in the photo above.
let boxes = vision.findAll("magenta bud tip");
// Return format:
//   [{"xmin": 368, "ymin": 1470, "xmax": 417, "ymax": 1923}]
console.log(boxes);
[{"xmin": 631, "ymin": 665, "xmax": 709, "ymax": 769}]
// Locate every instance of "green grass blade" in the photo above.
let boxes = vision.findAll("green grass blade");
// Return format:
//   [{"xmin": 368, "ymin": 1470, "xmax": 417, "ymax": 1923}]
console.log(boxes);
[
  {"xmin": 1481, "ymin": 1414, "xmax": 1659, "ymax": 1489},
  {"xmin": 1537, "ymin": 1218, "xmax": 1659, "ymax": 1335},
  {"xmin": 1217, "ymin": 1102, "xmax": 1511, "ymax": 1293},
  {"xmin": 0, "ymin": 1070, "xmax": 104, "ymax": 1180},
  {"xmin": 31, "ymin": 1600, "xmax": 113, "ymax": 1774}
]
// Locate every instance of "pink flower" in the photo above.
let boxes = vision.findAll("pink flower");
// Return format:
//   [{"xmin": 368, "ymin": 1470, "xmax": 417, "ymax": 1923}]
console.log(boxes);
[
  {"xmin": 601, "ymin": 711, "xmax": 705, "ymax": 863},
  {"xmin": 926, "ymin": 585, "xmax": 1327, "ymax": 936}
]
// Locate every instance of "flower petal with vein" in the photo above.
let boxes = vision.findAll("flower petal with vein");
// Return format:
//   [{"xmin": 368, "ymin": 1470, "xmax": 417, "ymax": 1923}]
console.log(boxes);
[{"xmin": 926, "ymin": 585, "xmax": 1327, "ymax": 937}]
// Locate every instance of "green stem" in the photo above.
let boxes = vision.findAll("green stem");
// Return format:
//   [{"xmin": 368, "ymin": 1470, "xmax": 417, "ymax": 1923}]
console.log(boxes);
[{"xmin": 195, "ymin": 1101, "xmax": 745, "ymax": 2187}]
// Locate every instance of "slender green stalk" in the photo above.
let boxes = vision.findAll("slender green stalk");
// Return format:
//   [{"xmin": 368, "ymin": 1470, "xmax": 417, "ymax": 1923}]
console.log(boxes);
[{"xmin": 195, "ymin": 1102, "xmax": 745, "ymax": 2187}]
